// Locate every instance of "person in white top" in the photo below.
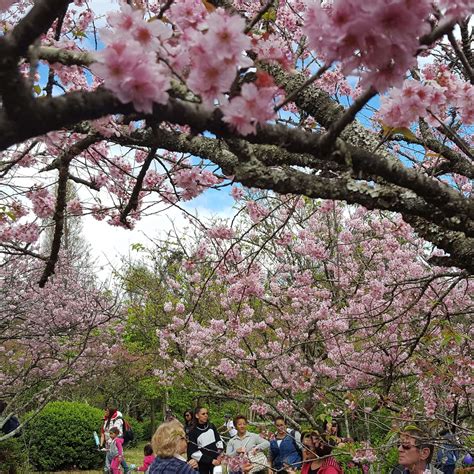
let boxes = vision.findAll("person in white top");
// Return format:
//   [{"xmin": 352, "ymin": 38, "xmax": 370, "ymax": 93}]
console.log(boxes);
[
  {"xmin": 224, "ymin": 414, "xmax": 238, "ymax": 438},
  {"xmin": 226, "ymin": 415, "xmax": 270, "ymax": 456}
]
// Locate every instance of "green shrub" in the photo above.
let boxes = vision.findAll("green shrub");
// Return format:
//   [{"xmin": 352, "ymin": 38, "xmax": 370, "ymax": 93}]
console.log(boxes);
[
  {"xmin": 0, "ymin": 437, "xmax": 29, "ymax": 473},
  {"xmin": 131, "ymin": 418, "xmax": 149, "ymax": 443},
  {"xmin": 23, "ymin": 401, "xmax": 104, "ymax": 471}
]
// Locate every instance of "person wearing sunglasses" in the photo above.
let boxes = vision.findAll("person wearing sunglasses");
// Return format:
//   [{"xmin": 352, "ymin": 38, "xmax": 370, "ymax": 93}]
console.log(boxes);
[
  {"xmin": 184, "ymin": 410, "xmax": 194, "ymax": 435},
  {"xmin": 397, "ymin": 427, "xmax": 443, "ymax": 474}
]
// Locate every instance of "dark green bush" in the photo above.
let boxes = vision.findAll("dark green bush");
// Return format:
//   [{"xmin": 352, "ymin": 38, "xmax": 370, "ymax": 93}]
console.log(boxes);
[
  {"xmin": 0, "ymin": 437, "xmax": 28, "ymax": 473},
  {"xmin": 129, "ymin": 417, "xmax": 148, "ymax": 443},
  {"xmin": 23, "ymin": 401, "xmax": 103, "ymax": 471}
]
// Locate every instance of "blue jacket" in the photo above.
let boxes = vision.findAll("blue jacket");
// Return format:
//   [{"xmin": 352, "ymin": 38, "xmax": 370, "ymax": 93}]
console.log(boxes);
[
  {"xmin": 437, "ymin": 443, "xmax": 458, "ymax": 466},
  {"xmin": 269, "ymin": 435, "xmax": 302, "ymax": 470},
  {"xmin": 149, "ymin": 456, "xmax": 197, "ymax": 474}
]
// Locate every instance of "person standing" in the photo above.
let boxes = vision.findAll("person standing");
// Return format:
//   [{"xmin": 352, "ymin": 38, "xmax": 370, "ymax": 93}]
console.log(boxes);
[
  {"xmin": 0, "ymin": 400, "xmax": 20, "ymax": 437},
  {"xmin": 223, "ymin": 414, "xmax": 238, "ymax": 439},
  {"xmin": 269, "ymin": 417, "xmax": 302, "ymax": 472},
  {"xmin": 226, "ymin": 415, "xmax": 270, "ymax": 474},
  {"xmin": 100, "ymin": 406, "xmax": 129, "ymax": 473},
  {"xmin": 436, "ymin": 430, "xmax": 459, "ymax": 474},
  {"xmin": 187, "ymin": 407, "xmax": 223, "ymax": 474},
  {"xmin": 184, "ymin": 410, "xmax": 194, "ymax": 435},
  {"xmin": 106, "ymin": 427, "xmax": 125, "ymax": 474},
  {"xmin": 301, "ymin": 432, "xmax": 342, "ymax": 474}
]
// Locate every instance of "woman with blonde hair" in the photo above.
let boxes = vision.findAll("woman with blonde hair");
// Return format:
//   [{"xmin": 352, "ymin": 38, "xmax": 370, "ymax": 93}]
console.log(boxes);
[{"xmin": 149, "ymin": 420, "xmax": 198, "ymax": 474}]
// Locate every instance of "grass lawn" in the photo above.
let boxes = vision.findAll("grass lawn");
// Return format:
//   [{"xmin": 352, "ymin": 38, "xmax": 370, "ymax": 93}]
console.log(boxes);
[{"xmin": 38, "ymin": 442, "xmax": 147, "ymax": 474}]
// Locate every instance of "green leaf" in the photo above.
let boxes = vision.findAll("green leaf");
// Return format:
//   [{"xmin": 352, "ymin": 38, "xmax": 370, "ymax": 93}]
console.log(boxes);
[
  {"xmin": 262, "ymin": 9, "xmax": 277, "ymax": 21},
  {"xmin": 380, "ymin": 123, "xmax": 418, "ymax": 141},
  {"xmin": 73, "ymin": 30, "xmax": 87, "ymax": 38}
]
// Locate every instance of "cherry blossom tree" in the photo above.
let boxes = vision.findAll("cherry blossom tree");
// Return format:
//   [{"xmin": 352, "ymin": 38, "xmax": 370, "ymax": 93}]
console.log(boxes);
[
  {"xmin": 0, "ymin": 0, "xmax": 472, "ymax": 287},
  {"xmin": 0, "ymin": 255, "xmax": 122, "ymax": 440},
  {"xmin": 124, "ymin": 194, "xmax": 472, "ymax": 450}
]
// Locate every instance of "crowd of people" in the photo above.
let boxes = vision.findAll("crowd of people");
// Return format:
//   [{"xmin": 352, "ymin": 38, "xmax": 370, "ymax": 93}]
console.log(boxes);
[{"xmin": 98, "ymin": 406, "xmax": 469, "ymax": 474}]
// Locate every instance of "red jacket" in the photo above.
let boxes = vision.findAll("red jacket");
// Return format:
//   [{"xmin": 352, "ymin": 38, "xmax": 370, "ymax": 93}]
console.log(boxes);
[{"xmin": 301, "ymin": 457, "xmax": 343, "ymax": 474}]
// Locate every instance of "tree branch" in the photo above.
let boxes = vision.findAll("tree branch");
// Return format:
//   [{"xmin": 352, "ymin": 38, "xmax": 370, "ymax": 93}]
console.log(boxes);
[
  {"xmin": 119, "ymin": 146, "xmax": 158, "ymax": 226},
  {"xmin": 38, "ymin": 133, "xmax": 99, "ymax": 287}
]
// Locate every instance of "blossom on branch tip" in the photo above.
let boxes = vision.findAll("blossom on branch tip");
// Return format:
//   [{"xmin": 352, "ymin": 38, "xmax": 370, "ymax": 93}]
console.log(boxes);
[{"xmin": 222, "ymin": 83, "xmax": 280, "ymax": 135}]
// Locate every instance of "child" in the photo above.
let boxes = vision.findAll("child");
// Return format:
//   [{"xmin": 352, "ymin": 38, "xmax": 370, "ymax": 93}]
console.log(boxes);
[
  {"xmin": 130, "ymin": 443, "xmax": 156, "ymax": 473},
  {"xmin": 105, "ymin": 427, "xmax": 125, "ymax": 474}
]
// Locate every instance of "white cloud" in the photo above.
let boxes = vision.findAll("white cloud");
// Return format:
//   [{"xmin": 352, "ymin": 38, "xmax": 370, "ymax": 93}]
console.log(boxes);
[{"xmin": 83, "ymin": 200, "xmax": 236, "ymax": 281}]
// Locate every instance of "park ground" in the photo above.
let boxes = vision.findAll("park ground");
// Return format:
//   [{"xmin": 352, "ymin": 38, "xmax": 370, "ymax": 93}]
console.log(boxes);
[{"xmin": 39, "ymin": 442, "xmax": 147, "ymax": 474}]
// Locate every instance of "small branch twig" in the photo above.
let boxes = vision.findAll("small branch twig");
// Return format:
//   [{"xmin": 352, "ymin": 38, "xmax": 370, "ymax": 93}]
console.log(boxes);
[
  {"xmin": 244, "ymin": 0, "xmax": 275, "ymax": 34},
  {"xmin": 119, "ymin": 146, "xmax": 158, "ymax": 226},
  {"xmin": 447, "ymin": 30, "xmax": 474, "ymax": 84},
  {"xmin": 319, "ymin": 87, "xmax": 377, "ymax": 151}
]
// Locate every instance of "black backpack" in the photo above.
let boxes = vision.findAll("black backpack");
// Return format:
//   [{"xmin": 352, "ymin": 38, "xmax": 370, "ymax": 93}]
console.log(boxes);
[
  {"xmin": 1, "ymin": 415, "xmax": 20, "ymax": 437},
  {"xmin": 117, "ymin": 417, "xmax": 134, "ymax": 444}
]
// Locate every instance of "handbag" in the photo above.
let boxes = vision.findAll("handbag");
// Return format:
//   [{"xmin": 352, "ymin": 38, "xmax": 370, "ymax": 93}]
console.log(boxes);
[{"xmin": 247, "ymin": 450, "xmax": 269, "ymax": 474}]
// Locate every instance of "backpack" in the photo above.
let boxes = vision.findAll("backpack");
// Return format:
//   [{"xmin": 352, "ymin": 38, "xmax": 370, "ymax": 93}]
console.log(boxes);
[
  {"xmin": 1, "ymin": 415, "xmax": 20, "ymax": 437},
  {"xmin": 118, "ymin": 417, "xmax": 134, "ymax": 445}
]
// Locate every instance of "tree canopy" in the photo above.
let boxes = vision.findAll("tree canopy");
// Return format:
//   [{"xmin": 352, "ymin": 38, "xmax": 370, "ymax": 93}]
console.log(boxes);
[
  {"xmin": 0, "ymin": 0, "xmax": 473, "ymax": 452},
  {"xmin": 0, "ymin": 0, "xmax": 472, "ymax": 280}
]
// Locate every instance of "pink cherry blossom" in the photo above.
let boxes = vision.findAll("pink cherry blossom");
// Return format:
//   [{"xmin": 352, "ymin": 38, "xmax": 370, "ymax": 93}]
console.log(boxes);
[
  {"xmin": 67, "ymin": 198, "xmax": 83, "ymax": 216},
  {"xmin": 26, "ymin": 187, "xmax": 56, "ymax": 218},
  {"xmin": 222, "ymin": 82, "xmax": 279, "ymax": 135},
  {"xmin": 207, "ymin": 225, "xmax": 234, "ymax": 240},
  {"xmin": 204, "ymin": 9, "xmax": 250, "ymax": 62},
  {"xmin": 304, "ymin": 0, "xmax": 432, "ymax": 91}
]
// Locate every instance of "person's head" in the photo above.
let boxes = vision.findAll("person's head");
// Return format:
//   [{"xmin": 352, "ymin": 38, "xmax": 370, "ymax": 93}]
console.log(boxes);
[
  {"xmin": 234, "ymin": 415, "xmax": 248, "ymax": 435},
  {"xmin": 109, "ymin": 426, "xmax": 120, "ymax": 439},
  {"xmin": 152, "ymin": 420, "xmax": 187, "ymax": 458},
  {"xmin": 302, "ymin": 431, "xmax": 315, "ymax": 449},
  {"xmin": 144, "ymin": 443, "xmax": 154, "ymax": 456},
  {"xmin": 322, "ymin": 419, "xmax": 340, "ymax": 436},
  {"xmin": 302, "ymin": 431, "xmax": 315, "ymax": 460},
  {"xmin": 312, "ymin": 432, "xmax": 334, "ymax": 458},
  {"xmin": 398, "ymin": 427, "xmax": 434, "ymax": 471},
  {"xmin": 274, "ymin": 416, "xmax": 286, "ymax": 434},
  {"xmin": 184, "ymin": 410, "xmax": 193, "ymax": 424},
  {"xmin": 194, "ymin": 406, "xmax": 209, "ymax": 425},
  {"xmin": 105, "ymin": 406, "xmax": 117, "ymax": 419}
]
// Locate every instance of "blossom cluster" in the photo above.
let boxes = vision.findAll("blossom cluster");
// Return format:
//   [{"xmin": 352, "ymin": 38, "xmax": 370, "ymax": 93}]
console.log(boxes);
[
  {"xmin": 222, "ymin": 80, "xmax": 280, "ymax": 136},
  {"xmin": 91, "ymin": 2, "xmax": 172, "ymax": 113},
  {"xmin": 185, "ymin": 8, "xmax": 252, "ymax": 107},
  {"xmin": 172, "ymin": 167, "xmax": 222, "ymax": 201},
  {"xmin": 91, "ymin": 1, "xmax": 284, "ymax": 135},
  {"xmin": 26, "ymin": 187, "xmax": 56, "ymax": 219},
  {"xmin": 379, "ymin": 67, "xmax": 474, "ymax": 127},
  {"xmin": 304, "ymin": 0, "xmax": 432, "ymax": 91}
]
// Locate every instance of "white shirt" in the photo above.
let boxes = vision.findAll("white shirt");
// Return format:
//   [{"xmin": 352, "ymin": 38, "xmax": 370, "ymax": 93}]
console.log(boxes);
[
  {"xmin": 226, "ymin": 420, "xmax": 237, "ymax": 437},
  {"xmin": 226, "ymin": 431, "xmax": 270, "ymax": 456}
]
